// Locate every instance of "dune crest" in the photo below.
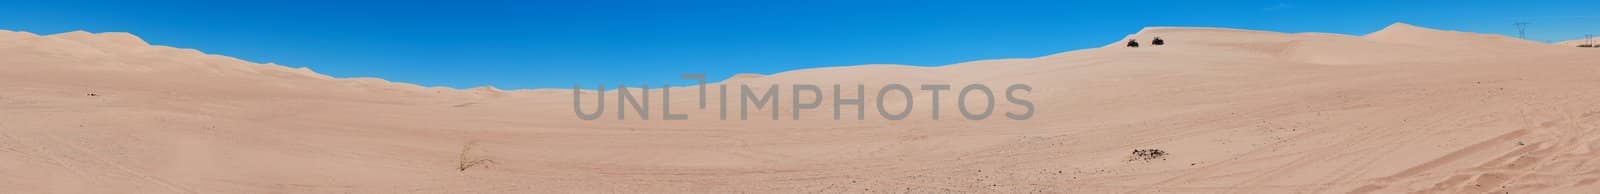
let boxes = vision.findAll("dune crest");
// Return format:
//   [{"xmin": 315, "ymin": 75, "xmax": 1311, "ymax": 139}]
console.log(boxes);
[
  {"xmin": 1554, "ymin": 37, "xmax": 1599, "ymax": 47},
  {"xmin": 49, "ymin": 30, "xmax": 150, "ymax": 48},
  {"xmin": 0, "ymin": 30, "xmax": 541, "ymax": 97},
  {"xmin": 1364, "ymin": 22, "xmax": 1552, "ymax": 50},
  {"xmin": 724, "ymin": 73, "xmax": 766, "ymax": 81},
  {"xmin": 1104, "ymin": 23, "xmax": 1578, "ymax": 65}
]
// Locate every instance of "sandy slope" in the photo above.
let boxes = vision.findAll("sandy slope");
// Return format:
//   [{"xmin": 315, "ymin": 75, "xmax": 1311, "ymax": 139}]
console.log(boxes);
[
  {"xmin": 3, "ymin": 23, "xmax": 1600, "ymax": 193},
  {"xmin": 1555, "ymin": 38, "xmax": 1598, "ymax": 47}
]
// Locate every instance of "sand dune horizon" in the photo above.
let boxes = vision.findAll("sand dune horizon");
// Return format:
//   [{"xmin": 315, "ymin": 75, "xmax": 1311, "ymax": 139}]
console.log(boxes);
[
  {"xmin": 1556, "ymin": 37, "xmax": 1599, "ymax": 47},
  {"xmin": 3, "ymin": 22, "xmax": 1600, "ymax": 193}
]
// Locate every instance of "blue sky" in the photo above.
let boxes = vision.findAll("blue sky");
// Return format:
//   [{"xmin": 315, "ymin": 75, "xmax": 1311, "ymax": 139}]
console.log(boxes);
[{"xmin": 1, "ymin": 0, "xmax": 1597, "ymax": 89}]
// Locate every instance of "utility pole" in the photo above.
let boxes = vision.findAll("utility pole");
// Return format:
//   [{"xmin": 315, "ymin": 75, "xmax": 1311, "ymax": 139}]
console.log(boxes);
[
  {"xmin": 1514, "ymin": 22, "xmax": 1530, "ymax": 39},
  {"xmin": 1588, "ymin": 34, "xmax": 1594, "ymax": 47}
]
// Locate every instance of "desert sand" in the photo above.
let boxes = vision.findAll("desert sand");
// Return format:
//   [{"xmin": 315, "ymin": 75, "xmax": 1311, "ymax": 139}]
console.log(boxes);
[
  {"xmin": 1555, "ymin": 37, "xmax": 1598, "ymax": 47},
  {"xmin": 3, "ymin": 22, "xmax": 1600, "ymax": 193}
]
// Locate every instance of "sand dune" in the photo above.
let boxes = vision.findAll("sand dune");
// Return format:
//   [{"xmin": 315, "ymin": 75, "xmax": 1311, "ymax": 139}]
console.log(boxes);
[
  {"xmin": 3, "ymin": 23, "xmax": 1600, "ymax": 193},
  {"xmin": 1555, "ymin": 38, "xmax": 1598, "ymax": 47}
]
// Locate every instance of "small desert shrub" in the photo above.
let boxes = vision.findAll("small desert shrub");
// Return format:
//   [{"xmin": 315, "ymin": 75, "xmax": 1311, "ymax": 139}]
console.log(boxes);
[
  {"xmin": 458, "ymin": 141, "xmax": 496, "ymax": 171},
  {"xmin": 1129, "ymin": 149, "xmax": 1168, "ymax": 161}
]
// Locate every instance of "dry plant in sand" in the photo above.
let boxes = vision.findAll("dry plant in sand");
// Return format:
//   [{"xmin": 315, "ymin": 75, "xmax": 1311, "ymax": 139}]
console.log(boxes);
[
  {"xmin": 1129, "ymin": 149, "xmax": 1168, "ymax": 162},
  {"xmin": 457, "ymin": 140, "xmax": 496, "ymax": 172}
]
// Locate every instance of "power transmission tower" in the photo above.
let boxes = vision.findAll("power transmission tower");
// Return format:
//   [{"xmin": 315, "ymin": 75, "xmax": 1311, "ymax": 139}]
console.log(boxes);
[
  {"xmin": 1588, "ymin": 34, "xmax": 1596, "ymax": 47},
  {"xmin": 1514, "ymin": 22, "xmax": 1530, "ymax": 39}
]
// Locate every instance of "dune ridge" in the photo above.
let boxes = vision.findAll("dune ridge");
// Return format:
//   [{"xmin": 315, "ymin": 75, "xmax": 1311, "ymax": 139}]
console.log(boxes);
[{"xmin": 1555, "ymin": 37, "xmax": 1599, "ymax": 47}]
